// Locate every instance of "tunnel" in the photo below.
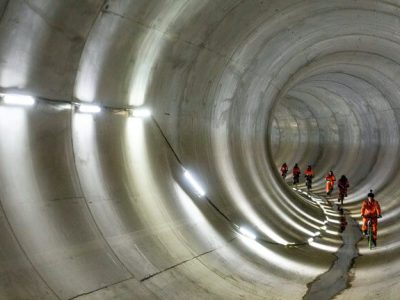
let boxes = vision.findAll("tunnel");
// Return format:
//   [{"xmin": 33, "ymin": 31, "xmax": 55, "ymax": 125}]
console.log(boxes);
[{"xmin": 0, "ymin": 0, "xmax": 398, "ymax": 299}]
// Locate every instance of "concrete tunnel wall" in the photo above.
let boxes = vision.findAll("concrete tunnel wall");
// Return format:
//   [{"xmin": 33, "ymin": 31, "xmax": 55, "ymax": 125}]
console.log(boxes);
[{"xmin": 0, "ymin": 0, "xmax": 399, "ymax": 299}]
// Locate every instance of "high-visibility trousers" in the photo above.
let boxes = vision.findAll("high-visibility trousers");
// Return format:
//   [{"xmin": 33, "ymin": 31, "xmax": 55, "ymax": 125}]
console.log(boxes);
[
  {"xmin": 362, "ymin": 218, "xmax": 378, "ymax": 240},
  {"xmin": 326, "ymin": 181, "xmax": 334, "ymax": 193}
]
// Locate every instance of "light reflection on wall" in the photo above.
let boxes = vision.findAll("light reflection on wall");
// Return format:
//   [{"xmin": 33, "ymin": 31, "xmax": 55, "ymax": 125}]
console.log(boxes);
[
  {"xmin": 128, "ymin": 24, "xmax": 169, "ymax": 105},
  {"xmin": 128, "ymin": 1, "xmax": 206, "ymax": 106},
  {"xmin": 74, "ymin": 44, "xmax": 104, "ymax": 102},
  {"xmin": 0, "ymin": 107, "xmax": 54, "ymax": 254},
  {"xmin": 282, "ymin": 192, "xmax": 326, "ymax": 227},
  {"xmin": 125, "ymin": 118, "xmax": 193, "ymax": 257},
  {"xmin": 308, "ymin": 240, "xmax": 338, "ymax": 253},
  {"xmin": 73, "ymin": 114, "xmax": 110, "ymax": 200},
  {"xmin": 125, "ymin": 118, "xmax": 158, "ymax": 202},
  {"xmin": 238, "ymin": 235, "xmax": 325, "ymax": 277},
  {"xmin": 0, "ymin": 4, "xmax": 38, "ymax": 88},
  {"xmin": 0, "ymin": 107, "xmax": 37, "ymax": 200},
  {"xmin": 73, "ymin": 13, "xmax": 122, "ymax": 102},
  {"xmin": 250, "ymin": 169, "xmax": 320, "ymax": 236},
  {"xmin": 174, "ymin": 182, "xmax": 224, "ymax": 245},
  {"xmin": 213, "ymin": 123, "xmax": 289, "ymax": 245},
  {"xmin": 125, "ymin": 117, "xmax": 172, "ymax": 221}
]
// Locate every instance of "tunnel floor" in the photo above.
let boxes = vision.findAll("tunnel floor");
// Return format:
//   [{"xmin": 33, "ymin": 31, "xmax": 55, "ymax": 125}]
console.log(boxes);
[{"xmin": 303, "ymin": 197, "xmax": 363, "ymax": 300}]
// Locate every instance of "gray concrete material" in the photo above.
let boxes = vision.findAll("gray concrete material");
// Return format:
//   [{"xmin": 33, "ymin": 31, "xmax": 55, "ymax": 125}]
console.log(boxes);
[
  {"xmin": 0, "ymin": 0, "xmax": 400, "ymax": 299},
  {"xmin": 71, "ymin": 113, "xmax": 238, "ymax": 276},
  {"xmin": 139, "ymin": 238, "xmax": 331, "ymax": 300},
  {"xmin": 0, "ymin": 201, "xmax": 57, "ymax": 300},
  {"xmin": 0, "ymin": 0, "xmax": 103, "ymax": 99},
  {"xmin": 0, "ymin": 106, "xmax": 132, "ymax": 299},
  {"xmin": 74, "ymin": 278, "xmax": 157, "ymax": 300},
  {"xmin": 74, "ymin": 7, "xmax": 148, "ymax": 105},
  {"xmin": 273, "ymin": 62, "xmax": 400, "ymax": 201},
  {"xmin": 0, "ymin": 1, "xmax": 8, "ymax": 20},
  {"xmin": 304, "ymin": 211, "xmax": 362, "ymax": 300},
  {"xmin": 273, "ymin": 100, "xmax": 322, "ymax": 172}
]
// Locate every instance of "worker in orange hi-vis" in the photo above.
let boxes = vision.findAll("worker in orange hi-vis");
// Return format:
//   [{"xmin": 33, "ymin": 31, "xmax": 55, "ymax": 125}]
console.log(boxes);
[
  {"xmin": 361, "ymin": 190, "xmax": 382, "ymax": 247},
  {"xmin": 280, "ymin": 162, "xmax": 288, "ymax": 179},
  {"xmin": 304, "ymin": 165, "xmax": 314, "ymax": 178},
  {"xmin": 292, "ymin": 163, "xmax": 301, "ymax": 185},
  {"xmin": 325, "ymin": 170, "xmax": 336, "ymax": 195},
  {"xmin": 304, "ymin": 165, "xmax": 314, "ymax": 190}
]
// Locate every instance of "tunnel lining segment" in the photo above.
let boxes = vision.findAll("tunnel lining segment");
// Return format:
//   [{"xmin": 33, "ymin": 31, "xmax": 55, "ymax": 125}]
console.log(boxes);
[
  {"xmin": 151, "ymin": 114, "xmax": 327, "ymax": 247},
  {"xmin": 0, "ymin": 192, "xmax": 61, "ymax": 299},
  {"xmin": 69, "ymin": 109, "xmax": 135, "ymax": 280},
  {"xmin": 140, "ymin": 237, "xmax": 237, "ymax": 283}
]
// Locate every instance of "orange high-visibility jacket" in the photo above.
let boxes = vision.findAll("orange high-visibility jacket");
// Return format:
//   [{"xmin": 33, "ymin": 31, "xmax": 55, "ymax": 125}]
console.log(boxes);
[
  {"xmin": 293, "ymin": 166, "xmax": 301, "ymax": 176},
  {"xmin": 361, "ymin": 199, "xmax": 381, "ymax": 217},
  {"xmin": 325, "ymin": 174, "xmax": 336, "ymax": 183},
  {"xmin": 305, "ymin": 169, "xmax": 314, "ymax": 177}
]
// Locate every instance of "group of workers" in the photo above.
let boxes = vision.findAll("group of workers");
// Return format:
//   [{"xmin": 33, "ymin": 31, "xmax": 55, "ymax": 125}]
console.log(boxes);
[
  {"xmin": 280, "ymin": 162, "xmax": 382, "ymax": 247},
  {"xmin": 280, "ymin": 163, "xmax": 349, "ymax": 198}
]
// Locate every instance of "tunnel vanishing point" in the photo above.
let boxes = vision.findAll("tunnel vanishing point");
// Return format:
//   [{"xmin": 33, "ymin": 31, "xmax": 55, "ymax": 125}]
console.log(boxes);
[{"xmin": 0, "ymin": 0, "xmax": 399, "ymax": 299}]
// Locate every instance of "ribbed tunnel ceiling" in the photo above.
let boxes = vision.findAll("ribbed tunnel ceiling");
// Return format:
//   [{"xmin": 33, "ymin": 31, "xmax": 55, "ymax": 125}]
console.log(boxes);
[{"xmin": 0, "ymin": 0, "xmax": 400, "ymax": 299}]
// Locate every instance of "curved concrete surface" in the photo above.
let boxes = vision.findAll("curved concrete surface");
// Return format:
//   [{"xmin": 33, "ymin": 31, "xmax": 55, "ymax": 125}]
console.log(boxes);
[{"xmin": 0, "ymin": 0, "xmax": 399, "ymax": 299}]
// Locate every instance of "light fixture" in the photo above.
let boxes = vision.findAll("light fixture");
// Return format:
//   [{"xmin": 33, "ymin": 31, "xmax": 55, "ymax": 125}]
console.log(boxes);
[
  {"xmin": 77, "ymin": 103, "xmax": 101, "ymax": 114},
  {"xmin": 2, "ymin": 94, "xmax": 35, "ymax": 106},
  {"xmin": 130, "ymin": 107, "xmax": 152, "ymax": 118},
  {"xmin": 308, "ymin": 237, "xmax": 314, "ymax": 243},
  {"xmin": 313, "ymin": 231, "xmax": 321, "ymax": 237},
  {"xmin": 184, "ymin": 170, "xmax": 206, "ymax": 196},
  {"xmin": 239, "ymin": 227, "xmax": 257, "ymax": 240}
]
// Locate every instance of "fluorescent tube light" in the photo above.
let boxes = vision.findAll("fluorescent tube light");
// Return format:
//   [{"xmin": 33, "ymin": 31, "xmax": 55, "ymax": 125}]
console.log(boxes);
[
  {"xmin": 2, "ymin": 94, "xmax": 35, "ymax": 106},
  {"xmin": 184, "ymin": 170, "xmax": 206, "ymax": 196},
  {"xmin": 239, "ymin": 227, "xmax": 257, "ymax": 240},
  {"xmin": 130, "ymin": 107, "xmax": 152, "ymax": 118},
  {"xmin": 78, "ymin": 104, "xmax": 101, "ymax": 114}
]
